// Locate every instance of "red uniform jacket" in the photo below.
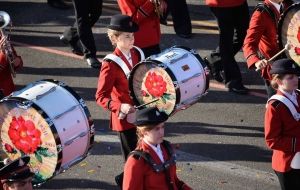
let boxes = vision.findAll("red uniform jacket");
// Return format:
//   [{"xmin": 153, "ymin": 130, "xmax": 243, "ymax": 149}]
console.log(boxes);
[
  {"xmin": 117, "ymin": 0, "xmax": 160, "ymax": 48},
  {"xmin": 205, "ymin": 0, "xmax": 245, "ymax": 7},
  {"xmin": 95, "ymin": 48, "xmax": 142, "ymax": 132},
  {"xmin": 265, "ymin": 90, "xmax": 300, "ymax": 172},
  {"xmin": 0, "ymin": 52, "xmax": 15, "ymax": 96},
  {"xmin": 243, "ymin": 0, "xmax": 292, "ymax": 80},
  {"xmin": 123, "ymin": 140, "xmax": 192, "ymax": 190}
]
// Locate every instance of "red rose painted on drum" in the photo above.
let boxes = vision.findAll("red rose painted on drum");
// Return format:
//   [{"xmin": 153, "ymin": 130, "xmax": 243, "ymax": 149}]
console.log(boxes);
[
  {"xmin": 145, "ymin": 72, "xmax": 167, "ymax": 97},
  {"xmin": 8, "ymin": 116, "xmax": 42, "ymax": 154}
]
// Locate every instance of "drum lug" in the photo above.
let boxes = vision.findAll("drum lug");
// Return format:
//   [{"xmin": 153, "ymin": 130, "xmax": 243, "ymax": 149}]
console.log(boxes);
[
  {"xmin": 57, "ymin": 144, "xmax": 63, "ymax": 152},
  {"xmin": 173, "ymin": 81, "xmax": 179, "ymax": 89},
  {"xmin": 64, "ymin": 131, "xmax": 88, "ymax": 146},
  {"xmin": 158, "ymin": 63, "xmax": 167, "ymax": 69},
  {"xmin": 45, "ymin": 118, "xmax": 54, "ymax": 127},
  {"xmin": 36, "ymin": 86, "xmax": 56, "ymax": 100},
  {"xmin": 16, "ymin": 100, "xmax": 33, "ymax": 109},
  {"xmin": 169, "ymin": 53, "xmax": 188, "ymax": 64},
  {"xmin": 189, "ymin": 49, "xmax": 197, "ymax": 54}
]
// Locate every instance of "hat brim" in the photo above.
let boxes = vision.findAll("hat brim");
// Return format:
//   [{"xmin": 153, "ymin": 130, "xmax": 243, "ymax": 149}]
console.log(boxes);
[
  {"xmin": 269, "ymin": 68, "xmax": 299, "ymax": 75},
  {"xmin": 107, "ymin": 22, "xmax": 139, "ymax": 33}
]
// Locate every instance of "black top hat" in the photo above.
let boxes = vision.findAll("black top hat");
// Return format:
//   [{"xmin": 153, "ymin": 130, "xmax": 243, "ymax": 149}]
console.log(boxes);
[
  {"xmin": 108, "ymin": 14, "xmax": 138, "ymax": 32},
  {"xmin": 133, "ymin": 107, "xmax": 168, "ymax": 126},
  {"xmin": 270, "ymin": 58, "xmax": 299, "ymax": 75},
  {"xmin": 0, "ymin": 156, "xmax": 34, "ymax": 182}
]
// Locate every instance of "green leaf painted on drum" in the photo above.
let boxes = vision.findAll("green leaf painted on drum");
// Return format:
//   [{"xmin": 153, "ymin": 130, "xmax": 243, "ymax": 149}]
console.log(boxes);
[
  {"xmin": 163, "ymin": 93, "xmax": 174, "ymax": 100},
  {"xmin": 35, "ymin": 152, "xmax": 43, "ymax": 163},
  {"xmin": 36, "ymin": 147, "xmax": 55, "ymax": 157},
  {"xmin": 33, "ymin": 172, "xmax": 46, "ymax": 184},
  {"xmin": 161, "ymin": 97, "xmax": 167, "ymax": 104}
]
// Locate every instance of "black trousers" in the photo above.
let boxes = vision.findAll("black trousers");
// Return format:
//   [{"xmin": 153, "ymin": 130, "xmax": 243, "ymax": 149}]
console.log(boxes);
[
  {"xmin": 162, "ymin": 0, "xmax": 191, "ymax": 35},
  {"xmin": 118, "ymin": 127, "xmax": 137, "ymax": 161},
  {"xmin": 141, "ymin": 44, "xmax": 161, "ymax": 58},
  {"xmin": 209, "ymin": 2, "xmax": 249, "ymax": 85},
  {"xmin": 275, "ymin": 169, "xmax": 300, "ymax": 190},
  {"xmin": 63, "ymin": 0, "xmax": 103, "ymax": 58}
]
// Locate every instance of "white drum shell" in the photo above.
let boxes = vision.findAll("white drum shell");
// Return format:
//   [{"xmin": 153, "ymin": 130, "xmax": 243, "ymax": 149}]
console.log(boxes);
[
  {"xmin": 151, "ymin": 47, "xmax": 207, "ymax": 108},
  {"xmin": 12, "ymin": 81, "xmax": 90, "ymax": 170}
]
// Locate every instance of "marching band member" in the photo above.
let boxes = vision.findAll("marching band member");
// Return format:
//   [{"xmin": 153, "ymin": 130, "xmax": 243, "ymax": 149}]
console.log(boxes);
[
  {"xmin": 204, "ymin": 0, "xmax": 250, "ymax": 94},
  {"xmin": 0, "ymin": 156, "xmax": 34, "ymax": 190},
  {"xmin": 95, "ymin": 14, "xmax": 145, "ymax": 161},
  {"xmin": 265, "ymin": 59, "xmax": 300, "ymax": 190},
  {"xmin": 0, "ymin": 33, "xmax": 23, "ymax": 99},
  {"xmin": 243, "ymin": 0, "xmax": 293, "ymax": 98},
  {"xmin": 123, "ymin": 107, "xmax": 192, "ymax": 190},
  {"xmin": 117, "ymin": 0, "xmax": 167, "ymax": 57}
]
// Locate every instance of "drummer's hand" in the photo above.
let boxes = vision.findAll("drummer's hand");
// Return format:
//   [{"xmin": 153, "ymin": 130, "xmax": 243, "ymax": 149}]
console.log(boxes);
[
  {"xmin": 120, "ymin": 104, "xmax": 135, "ymax": 115},
  {"xmin": 255, "ymin": 59, "xmax": 268, "ymax": 70}
]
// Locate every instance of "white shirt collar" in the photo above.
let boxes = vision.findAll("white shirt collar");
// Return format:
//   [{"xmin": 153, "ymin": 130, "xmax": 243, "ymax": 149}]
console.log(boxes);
[
  {"xmin": 269, "ymin": 0, "xmax": 281, "ymax": 12},
  {"xmin": 144, "ymin": 139, "xmax": 164, "ymax": 162},
  {"xmin": 280, "ymin": 89, "xmax": 299, "ymax": 107}
]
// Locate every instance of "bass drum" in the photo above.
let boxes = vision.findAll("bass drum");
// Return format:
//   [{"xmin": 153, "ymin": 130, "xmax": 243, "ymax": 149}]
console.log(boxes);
[
  {"xmin": 129, "ymin": 46, "xmax": 209, "ymax": 116},
  {"xmin": 278, "ymin": 2, "xmax": 300, "ymax": 66},
  {"xmin": 0, "ymin": 79, "xmax": 94, "ymax": 186}
]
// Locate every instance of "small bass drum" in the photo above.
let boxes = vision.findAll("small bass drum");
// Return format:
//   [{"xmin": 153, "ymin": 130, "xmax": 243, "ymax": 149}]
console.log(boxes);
[
  {"xmin": 0, "ymin": 79, "xmax": 94, "ymax": 185},
  {"xmin": 129, "ymin": 46, "xmax": 209, "ymax": 115},
  {"xmin": 278, "ymin": 2, "xmax": 300, "ymax": 66}
]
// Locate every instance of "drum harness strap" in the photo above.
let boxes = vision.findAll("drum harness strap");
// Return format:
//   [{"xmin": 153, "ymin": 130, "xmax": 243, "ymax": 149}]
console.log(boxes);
[
  {"xmin": 103, "ymin": 46, "xmax": 145, "ymax": 79},
  {"xmin": 254, "ymin": 3, "xmax": 277, "ymax": 25},
  {"xmin": 267, "ymin": 93, "xmax": 300, "ymax": 121},
  {"xmin": 128, "ymin": 140, "xmax": 180, "ymax": 190}
]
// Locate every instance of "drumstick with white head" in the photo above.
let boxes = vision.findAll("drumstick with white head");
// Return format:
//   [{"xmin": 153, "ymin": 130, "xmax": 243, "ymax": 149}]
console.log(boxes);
[{"xmin": 255, "ymin": 43, "xmax": 291, "ymax": 71}]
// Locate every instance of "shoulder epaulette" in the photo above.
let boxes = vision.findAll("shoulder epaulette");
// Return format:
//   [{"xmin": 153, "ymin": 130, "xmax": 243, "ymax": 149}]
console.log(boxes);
[{"xmin": 254, "ymin": 3, "xmax": 276, "ymax": 23}]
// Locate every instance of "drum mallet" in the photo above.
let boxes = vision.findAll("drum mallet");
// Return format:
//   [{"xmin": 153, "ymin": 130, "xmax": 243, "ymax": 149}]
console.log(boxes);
[
  {"xmin": 255, "ymin": 43, "xmax": 291, "ymax": 71},
  {"xmin": 134, "ymin": 98, "xmax": 160, "ymax": 109}
]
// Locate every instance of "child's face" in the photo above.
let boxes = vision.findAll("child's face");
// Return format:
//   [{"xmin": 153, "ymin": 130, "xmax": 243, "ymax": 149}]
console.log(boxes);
[
  {"xmin": 143, "ymin": 123, "xmax": 165, "ymax": 145},
  {"xmin": 115, "ymin": 32, "xmax": 134, "ymax": 51}
]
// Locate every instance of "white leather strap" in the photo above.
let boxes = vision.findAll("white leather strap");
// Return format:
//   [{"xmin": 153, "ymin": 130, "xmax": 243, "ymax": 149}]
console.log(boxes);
[
  {"xmin": 104, "ymin": 54, "xmax": 131, "ymax": 78},
  {"xmin": 268, "ymin": 94, "xmax": 300, "ymax": 121},
  {"xmin": 133, "ymin": 46, "xmax": 145, "ymax": 60}
]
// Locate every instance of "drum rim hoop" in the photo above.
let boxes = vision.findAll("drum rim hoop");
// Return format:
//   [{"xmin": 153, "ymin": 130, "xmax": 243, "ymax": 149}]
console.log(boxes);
[
  {"xmin": 278, "ymin": 3, "xmax": 300, "ymax": 51},
  {"xmin": 0, "ymin": 96, "xmax": 63, "ymax": 185}
]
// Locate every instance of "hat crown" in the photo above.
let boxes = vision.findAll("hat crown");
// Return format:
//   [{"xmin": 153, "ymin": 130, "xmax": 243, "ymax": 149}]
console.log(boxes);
[
  {"xmin": 133, "ymin": 107, "xmax": 168, "ymax": 126},
  {"xmin": 108, "ymin": 14, "xmax": 138, "ymax": 32},
  {"xmin": 270, "ymin": 58, "xmax": 299, "ymax": 75}
]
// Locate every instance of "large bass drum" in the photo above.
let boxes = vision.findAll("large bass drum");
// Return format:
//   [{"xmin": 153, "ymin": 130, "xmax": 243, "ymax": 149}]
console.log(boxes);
[
  {"xmin": 0, "ymin": 79, "xmax": 94, "ymax": 185},
  {"xmin": 129, "ymin": 46, "xmax": 209, "ymax": 116},
  {"xmin": 278, "ymin": 2, "xmax": 300, "ymax": 66}
]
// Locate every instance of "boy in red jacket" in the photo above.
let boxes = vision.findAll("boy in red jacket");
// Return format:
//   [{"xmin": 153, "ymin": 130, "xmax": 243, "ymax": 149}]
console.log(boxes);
[{"xmin": 243, "ymin": 0, "xmax": 293, "ymax": 97}]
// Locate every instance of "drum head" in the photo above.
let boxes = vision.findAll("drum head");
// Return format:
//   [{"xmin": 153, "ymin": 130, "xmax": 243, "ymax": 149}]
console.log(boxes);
[
  {"xmin": 279, "ymin": 3, "xmax": 300, "ymax": 66},
  {"xmin": 129, "ymin": 60, "xmax": 177, "ymax": 115},
  {"xmin": 0, "ymin": 98, "xmax": 61, "ymax": 185}
]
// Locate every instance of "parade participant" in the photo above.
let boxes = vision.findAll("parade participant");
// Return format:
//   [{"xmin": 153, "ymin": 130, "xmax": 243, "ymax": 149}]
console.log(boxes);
[
  {"xmin": 243, "ymin": 0, "xmax": 293, "ymax": 97},
  {"xmin": 0, "ymin": 156, "xmax": 34, "ymax": 190},
  {"xmin": 60, "ymin": 0, "xmax": 103, "ymax": 68},
  {"xmin": 265, "ymin": 59, "xmax": 300, "ymax": 190},
  {"xmin": 95, "ymin": 14, "xmax": 145, "ymax": 161},
  {"xmin": 160, "ymin": 0, "xmax": 192, "ymax": 38},
  {"xmin": 117, "ymin": 0, "xmax": 167, "ymax": 57},
  {"xmin": 123, "ymin": 107, "xmax": 192, "ymax": 190},
  {"xmin": 0, "ymin": 30, "xmax": 23, "ymax": 99},
  {"xmin": 204, "ymin": 0, "xmax": 249, "ymax": 94}
]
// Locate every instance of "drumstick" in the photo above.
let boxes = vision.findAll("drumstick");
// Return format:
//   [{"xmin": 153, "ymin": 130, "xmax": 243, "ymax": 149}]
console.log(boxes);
[
  {"xmin": 134, "ymin": 98, "xmax": 160, "ymax": 109},
  {"xmin": 255, "ymin": 44, "xmax": 291, "ymax": 71}
]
